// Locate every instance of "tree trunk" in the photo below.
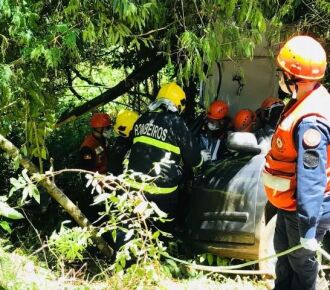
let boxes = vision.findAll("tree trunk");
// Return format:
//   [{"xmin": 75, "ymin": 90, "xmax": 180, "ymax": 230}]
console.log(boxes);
[
  {"xmin": 0, "ymin": 134, "xmax": 113, "ymax": 258},
  {"xmin": 56, "ymin": 55, "xmax": 166, "ymax": 127}
]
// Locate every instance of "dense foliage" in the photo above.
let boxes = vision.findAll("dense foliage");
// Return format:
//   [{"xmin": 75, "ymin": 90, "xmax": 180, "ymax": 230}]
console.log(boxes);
[
  {"xmin": 0, "ymin": 1, "xmax": 295, "ymax": 162},
  {"xmin": 0, "ymin": 1, "xmax": 329, "ymax": 287}
]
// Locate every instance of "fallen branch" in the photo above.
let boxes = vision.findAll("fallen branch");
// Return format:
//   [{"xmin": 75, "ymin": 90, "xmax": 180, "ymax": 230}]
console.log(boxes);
[
  {"xmin": 0, "ymin": 133, "xmax": 113, "ymax": 258},
  {"xmin": 56, "ymin": 55, "xmax": 166, "ymax": 127}
]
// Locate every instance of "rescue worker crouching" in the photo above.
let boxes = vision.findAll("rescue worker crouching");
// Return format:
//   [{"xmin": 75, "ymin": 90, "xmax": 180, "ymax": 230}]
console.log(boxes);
[
  {"xmin": 262, "ymin": 35, "xmax": 330, "ymax": 290},
  {"xmin": 80, "ymin": 112, "xmax": 112, "ymax": 174},
  {"xmin": 108, "ymin": 109, "xmax": 139, "ymax": 176},
  {"xmin": 79, "ymin": 112, "xmax": 112, "ymax": 222},
  {"xmin": 200, "ymin": 100, "xmax": 233, "ymax": 161},
  {"xmin": 233, "ymin": 109, "xmax": 257, "ymax": 133},
  {"xmin": 123, "ymin": 82, "xmax": 210, "ymax": 233},
  {"xmin": 259, "ymin": 96, "xmax": 285, "ymax": 129},
  {"xmin": 255, "ymin": 97, "xmax": 284, "ymax": 146}
]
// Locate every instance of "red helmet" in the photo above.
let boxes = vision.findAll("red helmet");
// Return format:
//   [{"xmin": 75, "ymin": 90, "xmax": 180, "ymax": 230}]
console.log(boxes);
[
  {"xmin": 207, "ymin": 100, "xmax": 229, "ymax": 120},
  {"xmin": 261, "ymin": 97, "xmax": 284, "ymax": 110},
  {"xmin": 233, "ymin": 109, "xmax": 256, "ymax": 132},
  {"xmin": 90, "ymin": 113, "xmax": 111, "ymax": 128}
]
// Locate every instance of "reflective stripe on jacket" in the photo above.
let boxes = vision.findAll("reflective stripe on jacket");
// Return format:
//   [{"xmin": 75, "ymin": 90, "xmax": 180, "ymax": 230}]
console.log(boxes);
[
  {"xmin": 263, "ymin": 85, "xmax": 330, "ymax": 211},
  {"xmin": 125, "ymin": 110, "xmax": 202, "ymax": 194},
  {"xmin": 80, "ymin": 134, "xmax": 108, "ymax": 174}
]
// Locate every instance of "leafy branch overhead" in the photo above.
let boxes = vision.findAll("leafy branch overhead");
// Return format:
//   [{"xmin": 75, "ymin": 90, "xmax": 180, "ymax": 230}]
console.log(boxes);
[{"xmin": 0, "ymin": 0, "xmax": 328, "ymax": 155}]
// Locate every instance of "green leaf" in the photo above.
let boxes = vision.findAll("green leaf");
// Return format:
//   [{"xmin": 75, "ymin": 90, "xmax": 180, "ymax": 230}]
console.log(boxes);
[
  {"xmin": 55, "ymin": 23, "xmax": 68, "ymax": 33},
  {"xmin": 112, "ymin": 229, "xmax": 117, "ymax": 243},
  {"xmin": 30, "ymin": 45, "xmax": 45, "ymax": 61},
  {"xmin": 0, "ymin": 64, "xmax": 12, "ymax": 83},
  {"xmin": 30, "ymin": 184, "xmax": 40, "ymax": 204},
  {"xmin": 0, "ymin": 221, "xmax": 12, "ymax": 233},
  {"xmin": 44, "ymin": 47, "xmax": 62, "ymax": 68},
  {"xmin": 41, "ymin": 147, "xmax": 47, "ymax": 159},
  {"xmin": 22, "ymin": 168, "xmax": 31, "ymax": 183},
  {"xmin": 0, "ymin": 201, "xmax": 24, "ymax": 219},
  {"xmin": 82, "ymin": 22, "xmax": 96, "ymax": 44},
  {"xmin": 152, "ymin": 230, "xmax": 160, "ymax": 240},
  {"xmin": 63, "ymin": 30, "xmax": 77, "ymax": 49},
  {"xmin": 165, "ymin": 258, "xmax": 177, "ymax": 268},
  {"xmin": 64, "ymin": 0, "xmax": 80, "ymax": 15},
  {"xmin": 22, "ymin": 186, "xmax": 29, "ymax": 202},
  {"xmin": 207, "ymin": 253, "xmax": 214, "ymax": 265},
  {"xmin": 10, "ymin": 177, "xmax": 23, "ymax": 189},
  {"xmin": 28, "ymin": 88, "xmax": 44, "ymax": 106},
  {"xmin": 21, "ymin": 144, "xmax": 28, "ymax": 156}
]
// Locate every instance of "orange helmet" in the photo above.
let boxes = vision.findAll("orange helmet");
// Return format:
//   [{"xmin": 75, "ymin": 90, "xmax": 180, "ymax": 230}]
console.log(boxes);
[
  {"xmin": 261, "ymin": 97, "xmax": 284, "ymax": 110},
  {"xmin": 233, "ymin": 109, "xmax": 256, "ymax": 132},
  {"xmin": 207, "ymin": 100, "xmax": 229, "ymax": 120},
  {"xmin": 277, "ymin": 35, "xmax": 327, "ymax": 80},
  {"xmin": 90, "ymin": 113, "xmax": 111, "ymax": 128}
]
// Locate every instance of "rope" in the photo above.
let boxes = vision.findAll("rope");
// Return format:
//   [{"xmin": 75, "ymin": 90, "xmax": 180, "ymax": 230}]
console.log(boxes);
[
  {"xmin": 319, "ymin": 247, "xmax": 330, "ymax": 262},
  {"xmin": 163, "ymin": 244, "xmax": 330, "ymax": 274}
]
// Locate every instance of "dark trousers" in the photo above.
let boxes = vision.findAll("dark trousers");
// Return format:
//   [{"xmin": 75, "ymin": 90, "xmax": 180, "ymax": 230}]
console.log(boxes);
[
  {"xmin": 144, "ymin": 190, "xmax": 178, "ymax": 233},
  {"xmin": 274, "ymin": 209, "xmax": 330, "ymax": 290}
]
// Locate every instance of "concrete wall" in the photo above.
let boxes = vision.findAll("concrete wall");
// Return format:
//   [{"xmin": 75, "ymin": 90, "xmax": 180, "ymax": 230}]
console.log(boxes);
[{"xmin": 201, "ymin": 46, "xmax": 279, "ymax": 117}]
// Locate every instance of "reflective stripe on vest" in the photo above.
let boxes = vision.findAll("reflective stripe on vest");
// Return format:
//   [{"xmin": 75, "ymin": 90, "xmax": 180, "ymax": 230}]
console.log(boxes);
[
  {"xmin": 133, "ymin": 136, "xmax": 180, "ymax": 155},
  {"xmin": 262, "ymin": 170, "xmax": 291, "ymax": 192},
  {"xmin": 80, "ymin": 134, "xmax": 108, "ymax": 174},
  {"xmin": 124, "ymin": 178, "xmax": 178, "ymax": 194},
  {"xmin": 264, "ymin": 85, "xmax": 330, "ymax": 210}
]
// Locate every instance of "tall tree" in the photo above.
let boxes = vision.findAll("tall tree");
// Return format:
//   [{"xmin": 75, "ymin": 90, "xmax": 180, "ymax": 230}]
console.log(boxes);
[{"xmin": 0, "ymin": 1, "xmax": 290, "ymax": 141}]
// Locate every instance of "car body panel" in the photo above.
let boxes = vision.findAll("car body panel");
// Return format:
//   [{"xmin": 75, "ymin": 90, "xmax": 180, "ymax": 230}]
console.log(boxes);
[{"xmin": 185, "ymin": 152, "xmax": 268, "ymax": 259}]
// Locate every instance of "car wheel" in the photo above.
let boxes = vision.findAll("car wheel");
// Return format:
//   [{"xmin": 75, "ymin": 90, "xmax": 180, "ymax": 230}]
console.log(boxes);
[{"xmin": 258, "ymin": 214, "xmax": 277, "ymax": 289}]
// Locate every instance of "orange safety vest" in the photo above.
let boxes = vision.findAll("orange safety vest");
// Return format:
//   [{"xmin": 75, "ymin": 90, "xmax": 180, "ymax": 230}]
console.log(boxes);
[
  {"xmin": 263, "ymin": 85, "xmax": 330, "ymax": 211},
  {"xmin": 80, "ymin": 134, "xmax": 108, "ymax": 174}
]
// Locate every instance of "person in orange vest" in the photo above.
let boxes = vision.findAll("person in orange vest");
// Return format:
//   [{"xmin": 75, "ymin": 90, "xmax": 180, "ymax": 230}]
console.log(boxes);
[
  {"xmin": 78, "ymin": 112, "xmax": 112, "ymax": 223},
  {"xmin": 80, "ymin": 112, "xmax": 112, "ymax": 174},
  {"xmin": 233, "ymin": 109, "xmax": 257, "ymax": 133},
  {"xmin": 262, "ymin": 35, "xmax": 330, "ymax": 290},
  {"xmin": 200, "ymin": 100, "xmax": 232, "ymax": 161}
]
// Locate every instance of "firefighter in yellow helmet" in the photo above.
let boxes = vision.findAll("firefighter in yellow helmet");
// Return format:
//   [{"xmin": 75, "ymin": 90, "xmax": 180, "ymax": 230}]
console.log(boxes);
[
  {"xmin": 262, "ymin": 35, "xmax": 330, "ymax": 290},
  {"xmin": 108, "ymin": 109, "xmax": 139, "ymax": 175},
  {"xmin": 124, "ymin": 82, "xmax": 209, "ymax": 232}
]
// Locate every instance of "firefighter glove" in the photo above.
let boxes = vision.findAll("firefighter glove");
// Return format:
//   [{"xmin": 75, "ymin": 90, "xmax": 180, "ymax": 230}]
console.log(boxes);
[
  {"xmin": 300, "ymin": 237, "xmax": 319, "ymax": 251},
  {"xmin": 153, "ymin": 153, "xmax": 174, "ymax": 176},
  {"xmin": 201, "ymin": 149, "xmax": 211, "ymax": 162}
]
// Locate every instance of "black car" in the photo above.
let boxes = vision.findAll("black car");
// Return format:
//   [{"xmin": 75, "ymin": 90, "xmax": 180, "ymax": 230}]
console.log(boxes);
[{"xmin": 185, "ymin": 132, "xmax": 330, "ymax": 275}]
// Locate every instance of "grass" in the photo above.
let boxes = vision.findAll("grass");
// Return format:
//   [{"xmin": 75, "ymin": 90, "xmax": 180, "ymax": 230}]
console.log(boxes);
[{"xmin": 0, "ymin": 242, "xmax": 270, "ymax": 290}]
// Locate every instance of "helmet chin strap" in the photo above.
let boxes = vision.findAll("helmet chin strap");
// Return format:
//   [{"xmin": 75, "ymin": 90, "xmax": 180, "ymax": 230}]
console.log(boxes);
[{"xmin": 283, "ymin": 72, "xmax": 299, "ymax": 96}]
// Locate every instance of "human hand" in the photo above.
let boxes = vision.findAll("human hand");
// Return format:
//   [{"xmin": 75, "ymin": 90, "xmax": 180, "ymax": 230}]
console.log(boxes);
[
  {"xmin": 201, "ymin": 149, "xmax": 211, "ymax": 162},
  {"xmin": 300, "ymin": 237, "xmax": 319, "ymax": 251},
  {"xmin": 153, "ymin": 153, "xmax": 175, "ymax": 176}
]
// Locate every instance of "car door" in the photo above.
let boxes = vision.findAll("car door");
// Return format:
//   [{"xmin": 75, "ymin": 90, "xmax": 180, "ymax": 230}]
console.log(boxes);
[{"xmin": 186, "ymin": 153, "xmax": 267, "ymax": 245}]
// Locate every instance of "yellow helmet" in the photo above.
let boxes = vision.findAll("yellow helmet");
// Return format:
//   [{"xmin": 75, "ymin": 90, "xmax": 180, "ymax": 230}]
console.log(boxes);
[
  {"xmin": 114, "ymin": 110, "xmax": 139, "ymax": 137},
  {"xmin": 156, "ymin": 82, "xmax": 186, "ymax": 113}
]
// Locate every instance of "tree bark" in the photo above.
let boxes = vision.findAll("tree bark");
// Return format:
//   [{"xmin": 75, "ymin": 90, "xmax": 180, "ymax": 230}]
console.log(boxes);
[
  {"xmin": 56, "ymin": 55, "xmax": 166, "ymax": 127},
  {"xmin": 0, "ymin": 134, "xmax": 113, "ymax": 258}
]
